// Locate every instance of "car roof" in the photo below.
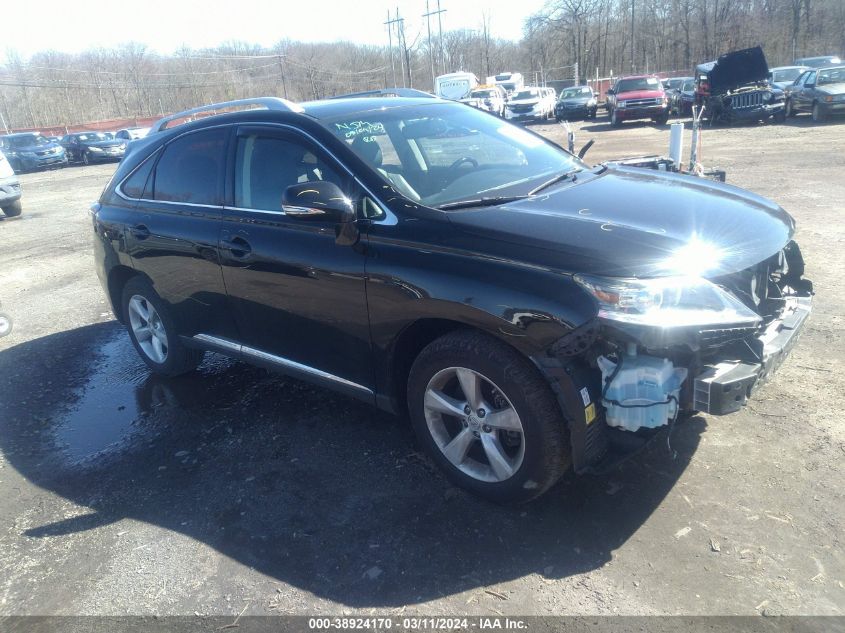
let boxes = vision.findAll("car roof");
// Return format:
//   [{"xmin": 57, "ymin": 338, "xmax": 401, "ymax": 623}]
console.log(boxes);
[
  {"xmin": 616, "ymin": 74, "xmax": 659, "ymax": 80},
  {"xmin": 771, "ymin": 65, "xmax": 809, "ymax": 71},
  {"xmin": 300, "ymin": 96, "xmax": 451, "ymax": 119}
]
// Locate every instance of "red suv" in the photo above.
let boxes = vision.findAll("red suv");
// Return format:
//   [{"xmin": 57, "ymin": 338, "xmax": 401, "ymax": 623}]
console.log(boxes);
[{"xmin": 606, "ymin": 75, "xmax": 670, "ymax": 126}]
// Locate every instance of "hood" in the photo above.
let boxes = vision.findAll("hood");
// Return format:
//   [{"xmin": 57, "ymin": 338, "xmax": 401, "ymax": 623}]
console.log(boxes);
[
  {"xmin": 698, "ymin": 46, "xmax": 770, "ymax": 94},
  {"xmin": 82, "ymin": 139, "xmax": 125, "ymax": 149},
  {"xmin": 559, "ymin": 96, "xmax": 593, "ymax": 104},
  {"xmin": 817, "ymin": 82, "xmax": 845, "ymax": 95},
  {"xmin": 444, "ymin": 166, "xmax": 794, "ymax": 278},
  {"xmin": 616, "ymin": 89, "xmax": 663, "ymax": 100}
]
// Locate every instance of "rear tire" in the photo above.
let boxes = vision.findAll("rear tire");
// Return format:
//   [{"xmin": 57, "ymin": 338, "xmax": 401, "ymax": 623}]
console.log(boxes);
[
  {"xmin": 407, "ymin": 330, "xmax": 570, "ymax": 504},
  {"xmin": 2, "ymin": 200, "xmax": 22, "ymax": 217},
  {"xmin": 121, "ymin": 277, "xmax": 204, "ymax": 376}
]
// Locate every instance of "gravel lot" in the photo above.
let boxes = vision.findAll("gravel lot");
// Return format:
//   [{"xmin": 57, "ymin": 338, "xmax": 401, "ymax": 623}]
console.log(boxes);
[{"xmin": 0, "ymin": 114, "xmax": 843, "ymax": 618}]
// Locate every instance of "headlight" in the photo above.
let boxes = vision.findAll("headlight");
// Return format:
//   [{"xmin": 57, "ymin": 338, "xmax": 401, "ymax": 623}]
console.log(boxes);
[
  {"xmin": 616, "ymin": 100, "xmax": 627, "ymax": 108},
  {"xmin": 835, "ymin": 94, "xmax": 845, "ymax": 102},
  {"xmin": 574, "ymin": 274, "xmax": 762, "ymax": 327},
  {"xmin": 588, "ymin": 98, "xmax": 596, "ymax": 106},
  {"xmin": 763, "ymin": 92, "xmax": 773, "ymax": 102}
]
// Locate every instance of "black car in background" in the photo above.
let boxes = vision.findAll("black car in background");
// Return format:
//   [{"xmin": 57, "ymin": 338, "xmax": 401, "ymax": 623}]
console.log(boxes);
[
  {"xmin": 669, "ymin": 78, "xmax": 696, "ymax": 116},
  {"xmin": 785, "ymin": 65, "xmax": 845, "ymax": 121},
  {"xmin": 554, "ymin": 86, "xmax": 598, "ymax": 121},
  {"xmin": 61, "ymin": 131, "xmax": 127, "ymax": 165},
  {"xmin": 92, "ymin": 96, "xmax": 812, "ymax": 503}
]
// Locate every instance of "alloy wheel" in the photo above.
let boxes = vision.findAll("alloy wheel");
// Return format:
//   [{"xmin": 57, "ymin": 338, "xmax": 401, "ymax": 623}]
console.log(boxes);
[
  {"xmin": 128, "ymin": 295, "xmax": 168, "ymax": 364},
  {"xmin": 423, "ymin": 366, "xmax": 525, "ymax": 483}
]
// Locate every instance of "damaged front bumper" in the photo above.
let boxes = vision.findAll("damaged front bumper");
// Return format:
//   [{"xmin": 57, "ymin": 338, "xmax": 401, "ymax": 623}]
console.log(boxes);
[{"xmin": 694, "ymin": 294, "xmax": 811, "ymax": 414}]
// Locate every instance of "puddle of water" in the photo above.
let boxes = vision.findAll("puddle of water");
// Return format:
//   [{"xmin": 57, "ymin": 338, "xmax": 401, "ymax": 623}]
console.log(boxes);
[
  {"xmin": 53, "ymin": 336, "xmax": 149, "ymax": 463},
  {"xmin": 52, "ymin": 332, "xmax": 242, "ymax": 464}
]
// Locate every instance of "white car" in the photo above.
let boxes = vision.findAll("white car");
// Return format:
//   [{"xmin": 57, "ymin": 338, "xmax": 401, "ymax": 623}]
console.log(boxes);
[
  {"xmin": 460, "ymin": 87, "xmax": 507, "ymax": 116},
  {"xmin": 0, "ymin": 150, "xmax": 22, "ymax": 218},
  {"xmin": 113, "ymin": 127, "xmax": 150, "ymax": 142},
  {"xmin": 504, "ymin": 86, "xmax": 556, "ymax": 122}
]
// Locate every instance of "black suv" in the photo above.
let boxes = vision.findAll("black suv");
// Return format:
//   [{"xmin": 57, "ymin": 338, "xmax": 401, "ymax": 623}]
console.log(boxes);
[{"xmin": 93, "ymin": 96, "xmax": 812, "ymax": 503}]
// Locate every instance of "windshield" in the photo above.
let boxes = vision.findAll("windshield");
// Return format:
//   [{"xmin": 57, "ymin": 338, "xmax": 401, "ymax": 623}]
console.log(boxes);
[
  {"xmin": 817, "ymin": 66, "xmax": 845, "ymax": 85},
  {"xmin": 77, "ymin": 133, "xmax": 109, "ymax": 142},
  {"xmin": 512, "ymin": 89, "xmax": 540, "ymax": 100},
  {"xmin": 773, "ymin": 68, "xmax": 804, "ymax": 82},
  {"xmin": 561, "ymin": 87, "xmax": 591, "ymax": 98},
  {"xmin": 9, "ymin": 135, "xmax": 50, "ymax": 148},
  {"xmin": 665, "ymin": 78, "xmax": 685, "ymax": 90},
  {"xmin": 615, "ymin": 77, "xmax": 661, "ymax": 93},
  {"xmin": 326, "ymin": 102, "xmax": 582, "ymax": 208},
  {"xmin": 682, "ymin": 80, "xmax": 695, "ymax": 92}
]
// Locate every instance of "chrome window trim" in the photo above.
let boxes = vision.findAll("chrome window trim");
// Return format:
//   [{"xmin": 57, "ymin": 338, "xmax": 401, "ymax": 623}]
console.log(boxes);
[
  {"xmin": 192, "ymin": 333, "xmax": 373, "ymax": 395},
  {"xmin": 116, "ymin": 121, "xmax": 395, "ymax": 224}
]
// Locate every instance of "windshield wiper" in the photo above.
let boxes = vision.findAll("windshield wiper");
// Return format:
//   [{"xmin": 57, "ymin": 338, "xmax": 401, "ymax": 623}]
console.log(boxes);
[
  {"xmin": 437, "ymin": 195, "xmax": 530, "ymax": 210},
  {"xmin": 528, "ymin": 168, "xmax": 582, "ymax": 196}
]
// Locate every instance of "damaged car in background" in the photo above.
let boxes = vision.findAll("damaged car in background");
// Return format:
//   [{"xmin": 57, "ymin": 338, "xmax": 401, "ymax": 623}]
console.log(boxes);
[
  {"xmin": 696, "ymin": 46, "xmax": 786, "ymax": 124},
  {"xmin": 93, "ymin": 96, "xmax": 813, "ymax": 503}
]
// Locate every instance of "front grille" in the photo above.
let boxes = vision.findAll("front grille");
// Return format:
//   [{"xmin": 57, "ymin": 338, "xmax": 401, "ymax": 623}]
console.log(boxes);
[
  {"xmin": 699, "ymin": 326, "xmax": 757, "ymax": 349},
  {"xmin": 510, "ymin": 104, "xmax": 535, "ymax": 113},
  {"xmin": 729, "ymin": 91, "xmax": 765, "ymax": 109},
  {"xmin": 625, "ymin": 98, "xmax": 662, "ymax": 107}
]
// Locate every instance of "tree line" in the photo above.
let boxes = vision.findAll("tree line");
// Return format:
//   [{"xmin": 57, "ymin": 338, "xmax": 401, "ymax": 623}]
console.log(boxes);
[{"xmin": 1, "ymin": 0, "xmax": 842, "ymax": 130}]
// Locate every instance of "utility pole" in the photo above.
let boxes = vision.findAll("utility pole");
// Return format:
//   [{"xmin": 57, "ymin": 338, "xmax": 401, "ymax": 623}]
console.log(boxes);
[
  {"xmin": 432, "ymin": 0, "xmax": 447, "ymax": 74},
  {"xmin": 631, "ymin": 0, "xmax": 636, "ymax": 73},
  {"xmin": 384, "ymin": 10, "xmax": 398, "ymax": 87},
  {"xmin": 423, "ymin": 0, "xmax": 437, "ymax": 87},
  {"xmin": 385, "ymin": 8, "xmax": 406, "ymax": 87},
  {"xmin": 276, "ymin": 54, "xmax": 289, "ymax": 99},
  {"xmin": 397, "ymin": 8, "xmax": 411, "ymax": 87}
]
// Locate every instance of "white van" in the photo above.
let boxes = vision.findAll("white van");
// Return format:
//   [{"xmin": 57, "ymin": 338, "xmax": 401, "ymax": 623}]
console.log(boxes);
[
  {"xmin": 434, "ymin": 72, "xmax": 479, "ymax": 101},
  {"xmin": 487, "ymin": 72, "xmax": 525, "ymax": 96}
]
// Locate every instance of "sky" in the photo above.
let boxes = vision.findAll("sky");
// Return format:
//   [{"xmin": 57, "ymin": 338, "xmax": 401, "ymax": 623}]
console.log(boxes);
[{"xmin": 5, "ymin": 0, "xmax": 548, "ymax": 58}]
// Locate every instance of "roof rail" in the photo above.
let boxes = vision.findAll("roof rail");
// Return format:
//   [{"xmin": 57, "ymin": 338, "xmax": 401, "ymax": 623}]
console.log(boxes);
[
  {"xmin": 149, "ymin": 97, "xmax": 303, "ymax": 134},
  {"xmin": 330, "ymin": 88, "xmax": 438, "ymax": 100}
]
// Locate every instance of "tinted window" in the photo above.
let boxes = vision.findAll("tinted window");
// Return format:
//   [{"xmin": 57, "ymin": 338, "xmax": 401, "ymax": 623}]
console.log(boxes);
[
  {"xmin": 234, "ymin": 134, "xmax": 343, "ymax": 212},
  {"xmin": 121, "ymin": 152, "xmax": 157, "ymax": 199},
  {"xmin": 153, "ymin": 128, "xmax": 227, "ymax": 204}
]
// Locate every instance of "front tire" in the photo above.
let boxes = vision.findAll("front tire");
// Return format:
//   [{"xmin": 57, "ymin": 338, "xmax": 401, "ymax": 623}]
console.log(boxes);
[
  {"xmin": 121, "ymin": 277, "xmax": 204, "ymax": 376},
  {"xmin": 610, "ymin": 108, "xmax": 621, "ymax": 126},
  {"xmin": 2, "ymin": 200, "xmax": 22, "ymax": 217},
  {"xmin": 407, "ymin": 330, "xmax": 570, "ymax": 503},
  {"xmin": 812, "ymin": 102, "xmax": 827, "ymax": 123},
  {"xmin": 82, "ymin": 152, "xmax": 90, "ymax": 166}
]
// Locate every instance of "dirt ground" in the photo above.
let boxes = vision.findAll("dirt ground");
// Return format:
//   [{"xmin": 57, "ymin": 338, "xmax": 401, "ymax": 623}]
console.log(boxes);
[{"xmin": 0, "ymin": 113, "xmax": 843, "ymax": 618}]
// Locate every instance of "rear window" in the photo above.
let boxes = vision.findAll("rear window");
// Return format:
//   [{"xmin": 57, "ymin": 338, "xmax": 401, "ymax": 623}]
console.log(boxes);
[{"xmin": 152, "ymin": 128, "xmax": 227, "ymax": 205}]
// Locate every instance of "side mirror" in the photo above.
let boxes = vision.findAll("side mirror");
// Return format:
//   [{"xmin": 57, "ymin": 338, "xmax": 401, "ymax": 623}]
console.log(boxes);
[
  {"xmin": 606, "ymin": 88, "xmax": 615, "ymax": 95},
  {"xmin": 281, "ymin": 181, "xmax": 358, "ymax": 245}
]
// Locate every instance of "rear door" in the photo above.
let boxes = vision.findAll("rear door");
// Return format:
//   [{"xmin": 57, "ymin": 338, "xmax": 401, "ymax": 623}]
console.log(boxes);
[
  {"xmin": 219, "ymin": 124, "xmax": 373, "ymax": 397},
  {"xmin": 125, "ymin": 125, "xmax": 237, "ymax": 340}
]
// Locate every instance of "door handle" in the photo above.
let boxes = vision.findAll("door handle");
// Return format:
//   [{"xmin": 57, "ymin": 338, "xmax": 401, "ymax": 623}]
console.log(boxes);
[
  {"xmin": 130, "ymin": 224, "xmax": 150, "ymax": 239},
  {"xmin": 221, "ymin": 236, "xmax": 252, "ymax": 259}
]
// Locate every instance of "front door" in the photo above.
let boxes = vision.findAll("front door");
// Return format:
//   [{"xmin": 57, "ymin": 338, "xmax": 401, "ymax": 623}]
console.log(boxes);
[{"xmin": 220, "ymin": 125, "xmax": 373, "ymax": 396}]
